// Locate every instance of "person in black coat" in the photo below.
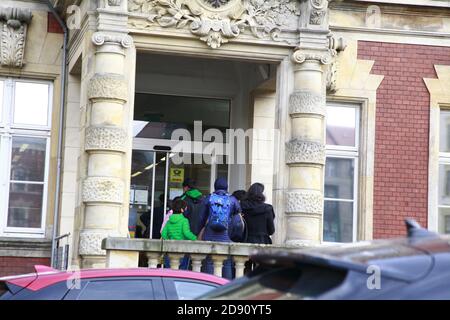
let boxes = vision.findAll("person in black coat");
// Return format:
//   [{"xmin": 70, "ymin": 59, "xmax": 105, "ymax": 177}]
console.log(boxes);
[{"xmin": 240, "ymin": 183, "xmax": 275, "ymax": 244}]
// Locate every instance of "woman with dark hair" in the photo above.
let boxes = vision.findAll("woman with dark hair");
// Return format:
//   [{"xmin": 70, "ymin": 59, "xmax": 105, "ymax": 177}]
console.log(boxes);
[{"xmin": 241, "ymin": 183, "xmax": 275, "ymax": 244}]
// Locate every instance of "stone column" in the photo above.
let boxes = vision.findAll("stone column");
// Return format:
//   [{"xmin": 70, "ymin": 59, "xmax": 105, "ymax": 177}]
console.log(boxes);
[
  {"xmin": 284, "ymin": 0, "xmax": 340, "ymax": 245},
  {"xmin": 79, "ymin": 0, "xmax": 134, "ymax": 268}
]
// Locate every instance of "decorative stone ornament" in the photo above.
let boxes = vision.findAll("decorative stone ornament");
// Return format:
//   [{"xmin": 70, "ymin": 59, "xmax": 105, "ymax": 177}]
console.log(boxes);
[
  {"xmin": 285, "ymin": 190, "xmax": 323, "ymax": 214},
  {"xmin": 128, "ymin": 0, "xmax": 301, "ymax": 48},
  {"xmin": 289, "ymin": 90, "xmax": 326, "ymax": 116},
  {"xmin": 204, "ymin": 0, "xmax": 231, "ymax": 8},
  {"xmin": 79, "ymin": 231, "xmax": 109, "ymax": 256},
  {"xmin": 286, "ymin": 139, "xmax": 325, "ymax": 165},
  {"xmin": 309, "ymin": 0, "xmax": 328, "ymax": 25},
  {"xmin": 0, "ymin": 7, "xmax": 32, "ymax": 68},
  {"xmin": 82, "ymin": 177, "xmax": 125, "ymax": 204}
]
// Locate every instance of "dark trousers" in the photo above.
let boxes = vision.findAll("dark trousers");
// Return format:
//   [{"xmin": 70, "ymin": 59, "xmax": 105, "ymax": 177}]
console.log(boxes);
[{"xmin": 202, "ymin": 255, "xmax": 234, "ymax": 280}]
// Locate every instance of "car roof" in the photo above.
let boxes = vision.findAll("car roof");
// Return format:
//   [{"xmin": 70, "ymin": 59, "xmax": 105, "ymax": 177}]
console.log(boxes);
[
  {"xmin": 252, "ymin": 235, "xmax": 450, "ymax": 282},
  {"xmin": 1, "ymin": 267, "xmax": 229, "ymax": 291}
]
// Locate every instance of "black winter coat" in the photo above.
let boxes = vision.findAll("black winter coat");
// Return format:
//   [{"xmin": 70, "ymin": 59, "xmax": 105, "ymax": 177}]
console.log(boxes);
[{"xmin": 240, "ymin": 200, "xmax": 275, "ymax": 244}]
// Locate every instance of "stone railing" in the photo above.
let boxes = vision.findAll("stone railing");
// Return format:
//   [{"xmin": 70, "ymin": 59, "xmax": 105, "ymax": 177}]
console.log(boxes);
[{"xmin": 102, "ymin": 238, "xmax": 309, "ymax": 279}]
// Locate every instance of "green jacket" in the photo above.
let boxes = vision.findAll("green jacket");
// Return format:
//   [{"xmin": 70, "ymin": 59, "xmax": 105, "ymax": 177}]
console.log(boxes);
[{"xmin": 161, "ymin": 213, "xmax": 197, "ymax": 241}]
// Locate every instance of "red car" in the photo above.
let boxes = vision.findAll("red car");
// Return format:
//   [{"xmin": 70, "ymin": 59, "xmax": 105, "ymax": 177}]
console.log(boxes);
[{"xmin": 0, "ymin": 265, "xmax": 228, "ymax": 300}]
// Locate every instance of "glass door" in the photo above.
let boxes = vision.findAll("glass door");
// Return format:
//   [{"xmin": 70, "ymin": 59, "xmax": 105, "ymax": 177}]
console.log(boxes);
[
  {"xmin": 130, "ymin": 148, "xmax": 227, "ymax": 239},
  {"xmin": 130, "ymin": 150, "xmax": 169, "ymax": 239}
]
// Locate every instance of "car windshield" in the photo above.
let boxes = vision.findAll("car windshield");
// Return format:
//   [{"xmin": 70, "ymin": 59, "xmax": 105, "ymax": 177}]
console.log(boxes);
[{"xmin": 201, "ymin": 264, "xmax": 347, "ymax": 300}]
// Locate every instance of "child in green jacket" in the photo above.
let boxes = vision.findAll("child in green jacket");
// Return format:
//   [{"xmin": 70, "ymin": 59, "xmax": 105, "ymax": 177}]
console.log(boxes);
[{"xmin": 161, "ymin": 199, "xmax": 197, "ymax": 241}]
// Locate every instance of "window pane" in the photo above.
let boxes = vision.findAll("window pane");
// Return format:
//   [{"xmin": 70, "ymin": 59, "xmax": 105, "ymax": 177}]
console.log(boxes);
[
  {"xmin": 438, "ymin": 207, "xmax": 450, "ymax": 234},
  {"xmin": 325, "ymin": 158, "xmax": 354, "ymax": 200},
  {"xmin": 77, "ymin": 280, "xmax": 155, "ymax": 300},
  {"xmin": 7, "ymin": 183, "xmax": 43, "ymax": 228},
  {"xmin": 133, "ymin": 94, "xmax": 230, "ymax": 140},
  {"xmin": 10, "ymin": 136, "xmax": 46, "ymax": 182},
  {"xmin": 439, "ymin": 164, "xmax": 450, "ymax": 206},
  {"xmin": 174, "ymin": 281, "xmax": 217, "ymax": 300},
  {"xmin": 326, "ymin": 105, "xmax": 357, "ymax": 147},
  {"xmin": 323, "ymin": 200, "xmax": 354, "ymax": 242},
  {"xmin": 14, "ymin": 82, "xmax": 49, "ymax": 126},
  {"xmin": 440, "ymin": 111, "xmax": 450, "ymax": 153},
  {"xmin": 0, "ymin": 80, "xmax": 3, "ymax": 123}
]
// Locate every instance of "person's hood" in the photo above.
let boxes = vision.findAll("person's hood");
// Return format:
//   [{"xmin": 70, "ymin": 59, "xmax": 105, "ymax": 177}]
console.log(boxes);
[
  {"xmin": 168, "ymin": 213, "xmax": 184, "ymax": 224},
  {"xmin": 214, "ymin": 177, "xmax": 228, "ymax": 191},
  {"xmin": 185, "ymin": 188, "xmax": 202, "ymax": 200},
  {"xmin": 241, "ymin": 200, "xmax": 269, "ymax": 216}
]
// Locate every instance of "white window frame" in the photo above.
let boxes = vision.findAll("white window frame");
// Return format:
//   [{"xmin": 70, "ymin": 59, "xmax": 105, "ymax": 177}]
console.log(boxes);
[
  {"xmin": 324, "ymin": 102, "xmax": 360, "ymax": 243},
  {"xmin": 0, "ymin": 78, "xmax": 53, "ymax": 238},
  {"xmin": 438, "ymin": 109, "xmax": 450, "ymax": 234}
]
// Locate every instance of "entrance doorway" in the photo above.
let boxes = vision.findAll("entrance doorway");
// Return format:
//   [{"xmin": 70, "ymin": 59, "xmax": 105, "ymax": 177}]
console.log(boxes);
[
  {"xmin": 129, "ymin": 52, "xmax": 277, "ymax": 240},
  {"xmin": 129, "ymin": 94, "xmax": 230, "ymax": 239}
]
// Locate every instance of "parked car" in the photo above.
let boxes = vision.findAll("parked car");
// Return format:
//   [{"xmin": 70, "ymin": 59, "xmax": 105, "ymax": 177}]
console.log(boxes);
[
  {"xmin": 0, "ymin": 267, "xmax": 228, "ymax": 300},
  {"xmin": 200, "ymin": 219, "xmax": 450, "ymax": 300}
]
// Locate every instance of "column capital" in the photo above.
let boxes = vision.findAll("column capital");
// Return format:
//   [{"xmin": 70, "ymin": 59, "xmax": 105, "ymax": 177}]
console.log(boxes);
[
  {"xmin": 92, "ymin": 31, "xmax": 133, "ymax": 49},
  {"xmin": 292, "ymin": 49, "xmax": 333, "ymax": 65}
]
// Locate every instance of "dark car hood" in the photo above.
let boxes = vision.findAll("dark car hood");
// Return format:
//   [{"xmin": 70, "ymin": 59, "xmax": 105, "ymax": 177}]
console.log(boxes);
[{"xmin": 251, "ymin": 237, "xmax": 450, "ymax": 282}]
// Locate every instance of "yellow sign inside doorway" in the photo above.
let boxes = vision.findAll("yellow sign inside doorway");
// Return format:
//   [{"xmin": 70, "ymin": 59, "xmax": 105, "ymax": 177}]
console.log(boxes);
[{"xmin": 170, "ymin": 168, "xmax": 185, "ymax": 183}]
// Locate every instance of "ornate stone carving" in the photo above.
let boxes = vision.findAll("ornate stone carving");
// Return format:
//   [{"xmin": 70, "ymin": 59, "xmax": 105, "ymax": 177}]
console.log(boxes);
[
  {"xmin": 289, "ymin": 90, "xmax": 325, "ymax": 116},
  {"xmin": 108, "ymin": 0, "xmax": 123, "ymax": 5},
  {"xmin": 285, "ymin": 190, "xmax": 323, "ymax": 214},
  {"xmin": 82, "ymin": 177, "xmax": 124, "ymax": 204},
  {"xmin": 79, "ymin": 231, "xmax": 107, "ymax": 256},
  {"xmin": 0, "ymin": 8, "xmax": 32, "ymax": 68},
  {"xmin": 128, "ymin": 0, "xmax": 301, "ymax": 48},
  {"xmin": 92, "ymin": 32, "xmax": 133, "ymax": 48},
  {"xmin": 85, "ymin": 127, "xmax": 127, "ymax": 152},
  {"xmin": 286, "ymin": 139, "xmax": 325, "ymax": 164},
  {"xmin": 88, "ymin": 74, "xmax": 128, "ymax": 102},
  {"xmin": 309, "ymin": 0, "xmax": 328, "ymax": 25},
  {"xmin": 326, "ymin": 35, "xmax": 346, "ymax": 93},
  {"xmin": 204, "ymin": 0, "xmax": 231, "ymax": 8}
]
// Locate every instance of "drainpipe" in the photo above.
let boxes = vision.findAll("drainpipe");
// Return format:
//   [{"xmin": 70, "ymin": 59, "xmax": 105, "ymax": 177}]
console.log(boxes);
[{"xmin": 47, "ymin": 1, "xmax": 68, "ymax": 268}]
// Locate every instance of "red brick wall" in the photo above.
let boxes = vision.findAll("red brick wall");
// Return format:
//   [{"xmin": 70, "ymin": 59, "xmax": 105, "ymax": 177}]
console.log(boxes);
[
  {"xmin": 358, "ymin": 41, "xmax": 450, "ymax": 238},
  {"xmin": 0, "ymin": 257, "xmax": 51, "ymax": 277}
]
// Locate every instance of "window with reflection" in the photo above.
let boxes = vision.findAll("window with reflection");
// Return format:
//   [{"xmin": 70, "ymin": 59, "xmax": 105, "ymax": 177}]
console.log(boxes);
[
  {"xmin": 439, "ymin": 110, "xmax": 450, "ymax": 234},
  {"xmin": 324, "ymin": 103, "xmax": 359, "ymax": 243},
  {"xmin": 133, "ymin": 93, "xmax": 230, "ymax": 140},
  {"xmin": 0, "ymin": 79, "xmax": 51, "ymax": 235}
]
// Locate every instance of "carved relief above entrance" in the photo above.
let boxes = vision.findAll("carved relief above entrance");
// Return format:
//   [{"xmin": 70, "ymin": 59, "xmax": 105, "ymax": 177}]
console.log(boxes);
[{"xmin": 128, "ymin": 0, "xmax": 301, "ymax": 48}]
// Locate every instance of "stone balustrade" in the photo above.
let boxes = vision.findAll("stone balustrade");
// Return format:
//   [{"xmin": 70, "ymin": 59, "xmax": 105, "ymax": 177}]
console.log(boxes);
[{"xmin": 102, "ymin": 238, "xmax": 310, "ymax": 279}]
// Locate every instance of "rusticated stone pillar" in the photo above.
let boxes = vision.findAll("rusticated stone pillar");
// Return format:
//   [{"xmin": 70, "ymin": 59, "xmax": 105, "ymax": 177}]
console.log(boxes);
[
  {"xmin": 79, "ymin": 0, "xmax": 134, "ymax": 268},
  {"xmin": 285, "ymin": 0, "xmax": 344, "ymax": 245}
]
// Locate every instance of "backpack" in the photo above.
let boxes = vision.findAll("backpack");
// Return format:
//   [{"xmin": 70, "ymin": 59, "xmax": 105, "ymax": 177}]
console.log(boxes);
[
  {"xmin": 228, "ymin": 212, "xmax": 247, "ymax": 242},
  {"xmin": 207, "ymin": 193, "xmax": 232, "ymax": 232},
  {"xmin": 184, "ymin": 196, "xmax": 204, "ymax": 235}
]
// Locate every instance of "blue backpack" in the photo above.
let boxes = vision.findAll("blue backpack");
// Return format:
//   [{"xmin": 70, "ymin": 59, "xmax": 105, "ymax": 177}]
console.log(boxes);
[{"xmin": 207, "ymin": 193, "xmax": 232, "ymax": 232}]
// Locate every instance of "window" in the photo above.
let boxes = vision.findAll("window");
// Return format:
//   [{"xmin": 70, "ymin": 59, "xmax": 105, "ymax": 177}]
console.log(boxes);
[
  {"xmin": 438, "ymin": 110, "xmax": 450, "ymax": 234},
  {"xmin": 74, "ymin": 279, "xmax": 156, "ymax": 300},
  {"xmin": 324, "ymin": 103, "xmax": 359, "ymax": 243},
  {"xmin": 173, "ymin": 280, "xmax": 217, "ymax": 300},
  {"xmin": 0, "ymin": 78, "xmax": 52, "ymax": 237}
]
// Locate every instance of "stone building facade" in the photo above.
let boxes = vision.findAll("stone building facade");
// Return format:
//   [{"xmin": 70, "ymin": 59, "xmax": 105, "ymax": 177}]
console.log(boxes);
[{"xmin": 1, "ymin": 0, "xmax": 450, "ymax": 275}]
